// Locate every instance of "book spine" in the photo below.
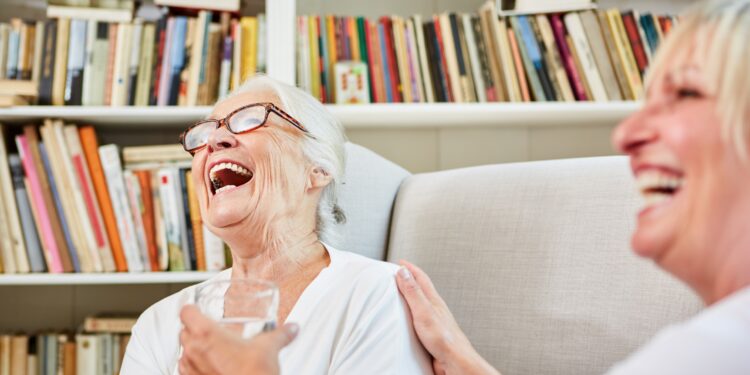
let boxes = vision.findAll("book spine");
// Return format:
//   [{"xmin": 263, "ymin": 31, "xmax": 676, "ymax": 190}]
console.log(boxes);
[
  {"xmin": 8, "ymin": 155, "xmax": 46, "ymax": 272},
  {"xmin": 549, "ymin": 14, "xmax": 587, "ymax": 101},
  {"xmin": 185, "ymin": 171, "xmax": 205, "ymax": 270},
  {"xmin": 99, "ymin": 144, "xmax": 144, "ymax": 272},
  {"xmin": 135, "ymin": 23, "xmax": 156, "ymax": 106},
  {"xmin": 150, "ymin": 15, "xmax": 167, "ymax": 106},
  {"xmin": 123, "ymin": 171, "xmax": 151, "ymax": 271},
  {"xmin": 413, "ymin": 15, "xmax": 435, "ymax": 103},
  {"xmin": 511, "ymin": 17, "xmax": 546, "ymax": 101},
  {"xmin": 157, "ymin": 168, "xmax": 185, "ymax": 271},
  {"xmin": 433, "ymin": 17, "xmax": 453, "ymax": 102},
  {"xmin": 439, "ymin": 14, "xmax": 462, "ymax": 103},
  {"xmin": 134, "ymin": 170, "xmax": 159, "ymax": 271},
  {"xmin": 178, "ymin": 169, "xmax": 196, "ymax": 270},
  {"xmin": 376, "ymin": 22, "xmax": 392, "ymax": 102},
  {"xmin": 127, "ymin": 20, "xmax": 143, "ymax": 106},
  {"xmin": 103, "ymin": 23, "xmax": 118, "ymax": 106},
  {"xmin": 79, "ymin": 127, "xmax": 128, "ymax": 272},
  {"xmin": 506, "ymin": 26, "xmax": 530, "ymax": 102},
  {"xmin": 462, "ymin": 14, "xmax": 485, "ymax": 103},
  {"xmin": 563, "ymin": 13, "xmax": 607, "ymax": 101},
  {"xmin": 621, "ymin": 12, "xmax": 648, "ymax": 76},
  {"xmin": 52, "ymin": 18, "xmax": 69, "ymax": 106},
  {"xmin": 64, "ymin": 19, "xmax": 86, "ymax": 105},
  {"xmin": 81, "ymin": 20, "xmax": 98, "ymax": 106},
  {"xmin": 168, "ymin": 17, "xmax": 187, "ymax": 105},
  {"xmin": 15, "ymin": 136, "xmax": 63, "ymax": 273},
  {"xmin": 218, "ymin": 26, "xmax": 233, "ymax": 99},
  {"xmin": 157, "ymin": 17, "xmax": 174, "ymax": 106}
]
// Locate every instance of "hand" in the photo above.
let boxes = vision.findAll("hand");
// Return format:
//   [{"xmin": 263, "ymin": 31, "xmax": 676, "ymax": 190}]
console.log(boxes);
[
  {"xmin": 178, "ymin": 305, "xmax": 298, "ymax": 375},
  {"xmin": 396, "ymin": 260, "xmax": 501, "ymax": 375}
]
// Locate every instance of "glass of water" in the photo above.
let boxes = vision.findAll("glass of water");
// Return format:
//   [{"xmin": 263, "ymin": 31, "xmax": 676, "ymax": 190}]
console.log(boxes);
[{"xmin": 194, "ymin": 278, "xmax": 279, "ymax": 339}]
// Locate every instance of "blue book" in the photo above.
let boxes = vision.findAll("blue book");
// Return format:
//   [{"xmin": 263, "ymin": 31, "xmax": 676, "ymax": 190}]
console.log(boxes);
[
  {"xmin": 318, "ymin": 16, "xmax": 330, "ymax": 102},
  {"xmin": 377, "ymin": 23, "xmax": 393, "ymax": 102},
  {"xmin": 65, "ymin": 19, "xmax": 87, "ymax": 105},
  {"xmin": 8, "ymin": 154, "xmax": 46, "ymax": 272},
  {"xmin": 168, "ymin": 16, "xmax": 188, "ymax": 105},
  {"xmin": 39, "ymin": 143, "xmax": 81, "ymax": 273},
  {"xmin": 515, "ymin": 16, "xmax": 554, "ymax": 101},
  {"xmin": 639, "ymin": 14, "xmax": 660, "ymax": 55}
]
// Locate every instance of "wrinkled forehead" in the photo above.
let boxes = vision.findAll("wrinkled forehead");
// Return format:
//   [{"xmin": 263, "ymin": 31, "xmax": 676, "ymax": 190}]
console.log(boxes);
[{"xmin": 208, "ymin": 90, "xmax": 284, "ymax": 120}]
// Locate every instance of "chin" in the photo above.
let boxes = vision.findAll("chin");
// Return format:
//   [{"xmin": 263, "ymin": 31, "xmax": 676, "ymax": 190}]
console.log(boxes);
[{"xmin": 630, "ymin": 224, "xmax": 672, "ymax": 263}]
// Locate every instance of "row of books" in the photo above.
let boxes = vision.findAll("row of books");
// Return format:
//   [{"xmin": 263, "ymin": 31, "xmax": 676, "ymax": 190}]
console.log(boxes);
[
  {"xmin": 0, "ymin": 123, "xmax": 228, "ymax": 274},
  {"xmin": 296, "ymin": 1, "xmax": 677, "ymax": 104},
  {"xmin": 0, "ymin": 315, "xmax": 135, "ymax": 375},
  {"xmin": 0, "ymin": 7, "xmax": 266, "ymax": 106}
]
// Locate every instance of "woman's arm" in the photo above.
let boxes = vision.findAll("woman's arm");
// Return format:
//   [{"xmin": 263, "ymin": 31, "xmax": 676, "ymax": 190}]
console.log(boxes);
[
  {"xmin": 395, "ymin": 260, "xmax": 501, "ymax": 375},
  {"xmin": 178, "ymin": 305, "xmax": 298, "ymax": 375}
]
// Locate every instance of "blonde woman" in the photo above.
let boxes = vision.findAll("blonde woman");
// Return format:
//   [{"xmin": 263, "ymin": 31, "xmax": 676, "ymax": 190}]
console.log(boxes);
[{"xmin": 178, "ymin": 1, "xmax": 750, "ymax": 374}]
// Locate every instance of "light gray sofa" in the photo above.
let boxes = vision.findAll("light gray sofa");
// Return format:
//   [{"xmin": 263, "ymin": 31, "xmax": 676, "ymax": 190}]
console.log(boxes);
[{"xmin": 337, "ymin": 143, "xmax": 702, "ymax": 375}]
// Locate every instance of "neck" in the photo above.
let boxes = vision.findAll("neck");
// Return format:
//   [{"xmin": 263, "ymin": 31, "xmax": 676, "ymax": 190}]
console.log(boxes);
[{"xmin": 704, "ymin": 245, "xmax": 750, "ymax": 305}]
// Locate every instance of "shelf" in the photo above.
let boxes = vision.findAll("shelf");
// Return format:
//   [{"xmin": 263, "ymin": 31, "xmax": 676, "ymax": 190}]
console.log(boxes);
[
  {"xmin": 0, "ymin": 272, "xmax": 218, "ymax": 285},
  {"xmin": 0, "ymin": 102, "xmax": 640, "ymax": 128}
]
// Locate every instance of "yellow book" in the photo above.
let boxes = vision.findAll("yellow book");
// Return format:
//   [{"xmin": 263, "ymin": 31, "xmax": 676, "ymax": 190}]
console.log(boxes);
[
  {"xmin": 607, "ymin": 9, "xmax": 643, "ymax": 100},
  {"xmin": 185, "ymin": 171, "xmax": 205, "ymax": 271},
  {"xmin": 52, "ymin": 18, "xmax": 70, "ymax": 106},
  {"xmin": 240, "ymin": 17, "xmax": 258, "ymax": 82},
  {"xmin": 349, "ymin": 18, "xmax": 360, "ymax": 61},
  {"xmin": 392, "ymin": 17, "xmax": 412, "ymax": 103},
  {"xmin": 308, "ymin": 16, "xmax": 321, "ymax": 102}
]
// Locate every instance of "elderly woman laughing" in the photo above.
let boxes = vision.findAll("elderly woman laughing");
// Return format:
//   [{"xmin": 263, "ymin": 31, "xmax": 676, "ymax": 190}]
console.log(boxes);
[{"xmin": 119, "ymin": 76, "xmax": 432, "ymax": 375}]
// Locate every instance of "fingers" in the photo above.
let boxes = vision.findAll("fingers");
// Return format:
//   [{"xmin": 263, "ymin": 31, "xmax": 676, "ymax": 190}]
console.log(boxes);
[
  {"xmin": 395, "ymin": 263, "xmax": 435, "ymax": 322},
  {"xmin": 397, "ymin": 260, "xmax": 447, "ymax": 307},
  {"xmin": 180, "ymin": 305, "xmax": 214, "ymax": 335},
  {"xmin": 255, "ymin": 323, "xmax": 299, "ymax": 351}
]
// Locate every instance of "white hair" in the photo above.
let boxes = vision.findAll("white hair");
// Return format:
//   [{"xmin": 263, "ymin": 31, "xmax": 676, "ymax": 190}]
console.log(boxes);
[
  {"xmin": 225, "ymin": 75, "xmax": 347, "ymax": 246},
  {"xmin": 646, "ymin": 0, "xmax": 750, "ymax": 159}
]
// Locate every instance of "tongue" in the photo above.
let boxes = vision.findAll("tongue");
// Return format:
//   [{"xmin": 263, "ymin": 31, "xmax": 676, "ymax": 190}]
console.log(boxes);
[{"xmin": 215, "ymin": 169, "xmax": 253, "ymax": 189}]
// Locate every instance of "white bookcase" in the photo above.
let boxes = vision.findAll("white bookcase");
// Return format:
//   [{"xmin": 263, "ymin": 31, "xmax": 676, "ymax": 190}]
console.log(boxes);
[{"xmin": 0, "ymin": 0, "xmax": 687, "ymax": 331}]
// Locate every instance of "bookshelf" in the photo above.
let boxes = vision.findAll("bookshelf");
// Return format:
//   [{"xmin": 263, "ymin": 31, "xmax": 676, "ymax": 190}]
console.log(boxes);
[
  {"xmin": 0, "ymin": 102, "xmax": 639, "ymax": 127},
  {"xmin": 0, "ymin": 0, "xmax": 688, "ymax": 336}
]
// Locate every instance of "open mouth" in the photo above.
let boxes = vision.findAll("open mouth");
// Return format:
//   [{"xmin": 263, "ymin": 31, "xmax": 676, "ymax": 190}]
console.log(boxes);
[
  {"xmin": 636, "ymin": 170, "xmax": 684, "ymax": 209},
  {"xmin": 208, "ymin": 161, "xmax": 254, "ymax": 195}
]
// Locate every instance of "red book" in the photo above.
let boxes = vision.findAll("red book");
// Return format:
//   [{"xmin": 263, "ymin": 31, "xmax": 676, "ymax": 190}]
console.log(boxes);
[
  {"xmin": 316, "ymin": 16, "xmax": 328, "ymax": 103},
  {"xmin": 380, "ymin": 17, "xmax": 402, "ymax": 102},
  {"xmin": 659, "ymin": 16, "xmax": 673, "ymax": 34},
  {"xmin": 432, "ymin": 16, "xmax": 454, "ymax": 102},
  {"xmin": 134, "ymin": 170, "xmax": 159, "ymax": 271},
  {"xmin": 621, "ymin": 12, "xmax": 648, "ymax": 76},
  {"xmin": 549, "ymin": 14, "xmax": 587, "ymax": 101}
]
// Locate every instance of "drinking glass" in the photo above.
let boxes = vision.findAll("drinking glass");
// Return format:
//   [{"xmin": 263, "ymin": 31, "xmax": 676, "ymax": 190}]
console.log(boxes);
[{"xmin": 194, "ymin": 278, "xmax": 279, "ymax": 339}]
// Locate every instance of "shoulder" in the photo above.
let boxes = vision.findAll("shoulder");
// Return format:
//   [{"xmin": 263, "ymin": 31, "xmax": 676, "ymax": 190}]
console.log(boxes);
[{"xmin": 607, "ymin": 287, "xmax": 750, "ymax": 375}]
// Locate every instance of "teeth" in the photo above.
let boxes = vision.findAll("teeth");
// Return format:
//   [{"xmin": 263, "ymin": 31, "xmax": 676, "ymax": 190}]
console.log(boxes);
[
  {"xmin": 208, "ymin": 162, "xmax": 252, "ymax": 181},
  {"xmin": 215, "ymin": 185, "xmax": 237, "ymax": 194},
  {"xmin": 636, "ymin": 171, "xmax": 683, "ymax": 194}
]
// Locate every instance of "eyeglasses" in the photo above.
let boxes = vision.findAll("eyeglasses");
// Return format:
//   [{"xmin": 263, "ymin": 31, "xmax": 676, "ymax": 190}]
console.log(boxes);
[{"xmin": 179, "ymin": 102, "xmax": 310, "ymax": 154}]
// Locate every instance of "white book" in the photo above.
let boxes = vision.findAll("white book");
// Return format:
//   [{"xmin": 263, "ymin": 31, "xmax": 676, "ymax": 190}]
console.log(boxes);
[
  {"xmin": 82, "ymin": 21, "xmax": 109, "ymax": 106},
  {"xmin": 135, "ymin": 23, "xmax": 156, "ymax": 106},
  {"xmin": 151, "ymin": 172, "xmax": 169, "ymax": 270},
  {"xmin": 154, "ymin": 0, "xmax": 239, "ymax": 12},
  {"xmin": 564, "ymin": 12, "xmax": 608, "ymax": 102},
  {"xmin": 157, "ymin": 168, "xmax": 187, "ymax": 271},
  {"xmin": 99, "ymin": 144, "xmax": 145, "ymax": 272},
  {"xmin": 438, "ymin": 14, "xmax": 462, "ymax": 103},
  {"xmin": 111, "ymin": 22, "xmax": 132, "ymax": 106},
  {"xmin": 203, "ymin": 225, "xmax": 225, "ymax": 271},
  {"xmin": 123, "ymin": 170, "xmax": 151, "ymax": 270},
  {"xmin": 217, "ymin": 30, "xmax": 232, "ymax": 99},
  {"xmin": 0, "ymin": 184, "xmax": 17, "ymax": 273},
  {"xmin": 99, "ymin": 334, "xmax": 113, "ymax": 375},
  {"xmin": 296, "ymin": 16, "xmax": 311, "ymax": 94},
  {"xmin": 47, "ymin": 5, "xmax": 133, "ymax": 23},
  {"xmin": 257, "ymin": 13, "xmax": 266, "ymax": 72},
  {"xmin": 157, "ymin": 18, "xmax": 174, "ymax": 106},
  {"xmin": 462, "ymin": 14, "xmax": 486, "ymax": 103},
  {"xmin": 487, "ymin": 3, "xmax": 521, "ymax": 101},
  {"xmin": 413, "ymin": 15, "xmax": 434, "ymax": 103},
  {"xmin": 64, "ymin": 125, "xmax": 116, "ymax": 272},
  {"xmin": 75, "ymin": 334, "xmax": 98, "ymax": 375}
]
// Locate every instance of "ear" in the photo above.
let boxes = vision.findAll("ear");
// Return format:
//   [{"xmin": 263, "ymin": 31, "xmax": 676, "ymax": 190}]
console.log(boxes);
[{"xmin": 307, "ymin": 167, "xmax": 333, "ymax": 191}]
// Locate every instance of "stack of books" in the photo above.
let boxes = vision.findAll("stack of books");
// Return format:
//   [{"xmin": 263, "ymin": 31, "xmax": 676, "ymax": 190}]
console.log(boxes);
[
  {"xmin": 0, "ymin": 1, "xmax": 266, "ymax": 106},
  {"xmin": 0, "ymin": 315, "xmax": 136, "ymax": 374},
  {"xmin": 296, "ymin": 0, "xmax": 677, "ymax": 103},
  {"xmin": 0, "ymin": 124, "xmax": 227, "ymax": 274}
]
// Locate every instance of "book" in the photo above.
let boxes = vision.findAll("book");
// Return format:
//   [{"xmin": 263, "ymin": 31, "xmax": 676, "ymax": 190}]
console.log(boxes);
[
  {"xmin": 83, "ymin": 315, "xmax": 137, "ymax": 334},
  {"xmin": 75, "ymin": 335, "xmax": 97, "ymax": 375},
  {"xmin": 0, "ymin": 79, "xmax": 37, "ymax": 97},
  {"xmin": 99, "ymin": 144, "xmax": 145, "ymax": 272},
  {"xmin": 439, "ymin": 14, "xmax": 462, "ymax": 103},
  {"xmin": 51, "ymin": 18, "xmax": 69, "ymax": 106},
  {"xmin": 605, "ymin": 9, "xmax": 643, "ymax": 99},
  {"xmin": 126, "ymin": 20, "xmax": 143, "ymax": 106},
  {"xmin": 103, "ymin": 23, "xmax": 118, "ymax": 106},
  {"xmin": 122, "ymin": 144, "xmax": 190, "ymax": 165},
  {"xmin": 64, "ymin": 19, "xmax": 86, "ymax": 105},
  {"xmin": 462, "ymin": 14, "xmax": 485, "ymax": 102},
  {"xmin": 563, "ymin": 12, "xmax": 607, "ymax": 101},
  {"xmin": 510, "ymin": 17, "xmax": 545, "ymax": 101},
  {"xmin": 550, "ymin": 13, "xmax": 587, "ymax": 101},
  {"xmin": 31, "ymin": 21, "xmax": 45, "ymax": 84},
  {"xmin": 185, "ymin": 170, "xmax": 205, "ymax": 270},
  {"xmin": 535, "ymin": 14, "xmax": 574, "ymax": 101},
  {"xmin": 157, "ymin": 168, "xmax": 185, "ymax": 271},
  {"xmin": 0, "ymin": 24, "xmax": 8, "ymax": 80},
  {"xmin": 0, "ymin": 128, "xmax": 30, "ymax": 273},
  {"xmin": 179, "ymin": 168, "xmax": 196, "ymax": 270},
  {"xmin": 578, "ymin": 10, "xmax": 622, "ymax": 101},
  {"xmin": 123, "ymin": 170, "xmax": 151, "ymax": 271},
  {"xmin": 621, "ymin": 11, "xmax": 649, "ymax": 77},
  {"xmin": 499, "ymin": 0, "xmax": 596, "ymax": 15},
  {"xmin": 37, "ymin": 19, "xmax": 57, "ymax": 105},
  {"xmin": 81, "ymin": 21, "xmax": 108, "ymax": 106},
  {"xmin": 9, "ymin": 335, "xmax": 28, "ymax": 375},
  {"xmin": 154, "ymin": 0, "xmax": 240, "ymax": 12},
  {"xmin": 240, "ymin": 16, "xmax": 258, "ymax": 82},
  {"xmin": 8, "ymin": 154, "xmax": 46, "ymax": 272},
  {"xmin": 79, "ymin": 126, "xmax": 128, "ymax": 272},
  {"xmin": 134, "ymin": 170, "xmax": 159, "ymax": 271},
  {"xmin": 47, "ymin": 5, "xmax": 133, "ymax": 23},
  {"xmin": 110, "ymin": 22, "xmax": 132, "ymax": 106}
]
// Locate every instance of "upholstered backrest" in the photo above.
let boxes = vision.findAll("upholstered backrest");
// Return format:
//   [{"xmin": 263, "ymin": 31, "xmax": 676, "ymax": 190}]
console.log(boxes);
[
  {"xmin": 335, "ymin": 143, "xmax": 410, "ymax": 260},
  {"xmin": 387, "ymin": 156, "xmax": 703, "ymax": 375}
]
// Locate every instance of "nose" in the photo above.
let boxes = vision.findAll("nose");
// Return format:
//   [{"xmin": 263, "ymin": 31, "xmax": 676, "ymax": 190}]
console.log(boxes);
[
  {"xmin": 612, "ymin": 104, "xmax": 659, "ymax": 155},
  {"xmin": 206, "ymin": 124, "xmax": 238, "ymax": 153}
]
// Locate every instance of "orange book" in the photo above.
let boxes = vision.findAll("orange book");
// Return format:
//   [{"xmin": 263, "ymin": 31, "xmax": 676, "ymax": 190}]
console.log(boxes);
[
  {"xmin": 185, "ymin": 171, "xmax": 205, "ymax": 270},
  {"xmin": 135, "ymin": 170, "xmax": 159, "ymax": 271},
  {"xmin": 506, "ymin": 28, "xmax": 530, "ymax": 102},
  {"xmin": 78, "ymin": 126, "xmax": 128, "ymax": 272}
]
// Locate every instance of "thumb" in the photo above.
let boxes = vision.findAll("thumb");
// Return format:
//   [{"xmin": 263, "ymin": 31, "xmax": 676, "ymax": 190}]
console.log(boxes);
[
  {"xmin": 256, "ymin": 323, "xmax": 299, "ymax": 351},
  {"xmin": 396, "ymin": 265, "xmax": 433, "ymax": 317}
]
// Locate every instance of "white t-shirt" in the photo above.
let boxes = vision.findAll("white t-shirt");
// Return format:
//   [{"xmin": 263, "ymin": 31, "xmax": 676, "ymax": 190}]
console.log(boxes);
[
  {"xmin": 607, "ymin": 286, "xmax": 750, "ymax": 374},
  {"xmin": 120, "ymin": 245, "xmax": 433, "ymax": 375}
]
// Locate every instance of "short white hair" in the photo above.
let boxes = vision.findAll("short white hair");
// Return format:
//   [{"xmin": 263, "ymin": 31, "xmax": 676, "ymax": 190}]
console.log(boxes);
[
  {"xmin": 646, "ymin": 0, "xmax": 750, "ymax": 159},
  {"xmin": 225, "ymin": 75, "xmax": 348, "ymax": 246}
]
